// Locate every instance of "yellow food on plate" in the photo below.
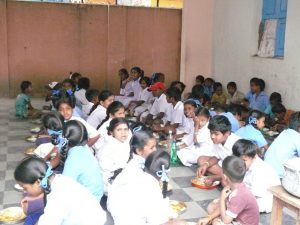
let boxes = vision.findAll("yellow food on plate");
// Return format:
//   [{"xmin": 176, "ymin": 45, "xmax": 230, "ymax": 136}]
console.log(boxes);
[
  {"xmin": 191, "ymin": 177, "xmax": 207, "ymax": 186},
  {"xmin": 0, "ymin": 207, "xmax": 26, "ymax": 222},
  {"xmin": 169, "ymin": 200, "xmax": 187, "ymax": 214}
]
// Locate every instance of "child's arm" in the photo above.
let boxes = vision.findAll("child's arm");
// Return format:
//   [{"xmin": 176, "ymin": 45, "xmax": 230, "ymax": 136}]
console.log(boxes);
[
  {"xmin": 197, "ymin": 156, "xmax": 219, "ymax": 177},
  {"xmin": 220, "ymin": 187, "xmax": 234, "ymax": 224},
  {"xmin": 28, "ymin": 101, "xmax": 34, "ymax": 110}
]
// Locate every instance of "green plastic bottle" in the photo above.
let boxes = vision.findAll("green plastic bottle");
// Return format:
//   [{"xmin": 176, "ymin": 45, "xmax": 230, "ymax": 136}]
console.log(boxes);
[{"xmin": 170, "ymin": 140, "xmax": 178, "ymax": 166}]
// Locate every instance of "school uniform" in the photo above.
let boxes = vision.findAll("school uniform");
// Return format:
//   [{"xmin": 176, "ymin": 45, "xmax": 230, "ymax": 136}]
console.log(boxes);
[
  {"xmin": 226, "ymin": 90, "xmax": 245, "ymax": 104},
  {"xmin": 70, "ymin": 116, "xmax": 100, "ymax": 139},
  {"xmin": 178, "ymin": 122, "xmax": 214, "ymax": 166},
  {"xmin": 170, "ymin": 101, "xmax": 185, "ymax": 133},
  {"xmin": 38, "ymin": 175, "xmax": 106, "ymax": 225},
  {"xmin": 220, "ymin": 112, "xmax": 240, "ymax": 132},
  {"xmin": 74, "ymin": 89, "xmax": 89, "ymax": 110},
  {"xmin": 149, "ymin": 93, "xmax": 172, "ymax": 124},
  {"xmin": 246, "ymin": 91, "xmax": 269, "ymax": 112},
  {"xmin": 73, "ymin": 106, "xmax": 85, "ymax": 119},
  {"xmin": 264, "ymin": 128, "xmax": 300, "ymax": 177},
  {"xmin": 243, "ymin": 157, "xmax": 280, "ymax": 213},
  {"xmin": 87, "ymin": 105, "xmax": 107, "ymax": 129},
  {"xmin": 211, "ymin": 133, "xmax": 240, "ymax": 165},
  {"xmin": 82, "ymin": 102, "xmax": 94, "ymax": 120},
  {"xmin": 133, "ymin": 88, "xmax": 154, "ymax": 117},
  {"xmin": 235, "ymin": 124, "xmax": 267, "ymax": 148},
  {"xmin": 107, "ymin": 156, "xmax": 172, "ymax": 225},
  {"xmin": 115, "ymin": 79, "xmax": 142, "ymax": 107},
  {"xmin": 63, "ymin": 145, "xmax": 104, "ymax": 201},
  {"xmin": 96, "ymin": 135, "xmax": 131, "ymax": 191}
]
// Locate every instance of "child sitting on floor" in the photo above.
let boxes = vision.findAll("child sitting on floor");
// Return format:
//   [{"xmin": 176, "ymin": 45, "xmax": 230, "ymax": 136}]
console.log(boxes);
[
  {"xmin": 264, "ymin": 111, "xmax": 300, "ymax": 178},
  {"xmin": 197, "ymin": 115, "xmax": 240, "ymax": 184},
  {"xmin": 15, "ymin": 157, "xmax": 106, "ymax": 225},
  {"xmin": 264, "ymin": 92, "xmax": 282, "ymax": 119},
  {"xmin": 15, "ymin": 81, "xmax": 41, "ymax": 119},
  {"xmin": 246, "ymin": 77, "xmax": 269, "ymax": 112},
  {"xmin": 235, "ymin": 110, "xmax": 268, "ymax": 151},
  {"xmin": 87, "ymin": 90, "xmax": 114, "ymax": 129},
  {"xmin": 74, "ymin": 77, "xmax": 90, "ymax": 119},
  {"xmin": 198, "ymin": 155, "xmax": 259, "ymax": 225},
  {"xmin": 127, "ymin": 76, "xmax": 153, "ymax": 117},
  {"xmin": 226, "ymin": 82, "xmax": 245, "ymax": 105},
  {"xmin": 232, "ymin": 139, "xmax": 280, "ymax": 213},
  {"xmin": 177, "ymin": 107, "xmax": 214, "ymax": 166},
  {"xmin": 143, "ymin": 82, "xmax": 171, "ymax": 125},
  {"xmin": 211, "ymin": 82, "xmax": 227, "ymax": 105}
]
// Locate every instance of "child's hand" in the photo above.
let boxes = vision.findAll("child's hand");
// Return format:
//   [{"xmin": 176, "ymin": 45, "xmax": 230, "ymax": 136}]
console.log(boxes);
[
  {"xmin": 20, "ymin": 197, "xmax": 29, "ymax": 214},
  {"xmin": 197, "ymin": 165, "xmax": 208, "ymax": 178},
  {"xmin": 220, "ymin": 186, "xmax": 231, "ymax": 201},
  {"xmin": 197, "ymin": 217, "xmax": 211, "ymax": 225}
]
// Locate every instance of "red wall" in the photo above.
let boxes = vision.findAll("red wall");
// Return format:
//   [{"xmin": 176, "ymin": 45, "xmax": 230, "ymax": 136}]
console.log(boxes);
[{"xmin": 0, "ymin": 1, "xmax": 181, "ymax": 96}]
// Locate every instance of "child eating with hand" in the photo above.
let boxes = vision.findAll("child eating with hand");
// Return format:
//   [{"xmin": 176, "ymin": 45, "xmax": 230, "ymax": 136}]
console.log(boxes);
[{"xmin": 198, "ymin": 156, "xmax": 259, "ymax": 225}]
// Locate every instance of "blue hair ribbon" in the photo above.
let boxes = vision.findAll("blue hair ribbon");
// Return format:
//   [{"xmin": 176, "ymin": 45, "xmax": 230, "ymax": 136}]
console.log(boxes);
[
  {"xmin": 156, "ymin": 165, "xmax": 170, "ymax": 182},
  {"xmin": 52, "ymin": 90, "xmax": 60, "ymax": 96},
  {"xmin": 47, "ymin": 129, "xmax": 68, "ymax": 152},
  {"xmin": 66, "ymin": 89, "xmax": 74, "ymax": 96},
  {"xmin": 186, "ymin": 98, "xmax": 202, "ymax": 108},
  {"xmin": 248, "ymin": 116, "xmax": 257, "ymax": 125},
  {"xmin": 40, "ymin": 162, "xmax": 53, "ymax": 190},
  {"xmin": 47, "ymin": 129, "xmax": 62, "ymax": 136},
  {"xmin": 132, "ymin": 126, "xmax": 143, "ymax": 133}
]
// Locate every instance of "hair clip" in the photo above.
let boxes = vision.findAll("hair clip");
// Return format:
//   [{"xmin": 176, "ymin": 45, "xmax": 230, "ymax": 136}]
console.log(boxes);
[
  {"xmin": 132, "ymin": 126, "xmax": 143, "ymax": 133},
  {"xmin": 66, "ymin": 89, "xmax": 73, "ymax": 96},
  {"xmin": 156, "ymin": 165, "xmax": 170, "ymax": 182},
  {"xmin": 248, "ymin": 116, "xmax": 257, "ymax": 125},
  {"xmin": 186, "ymin": 98, "xmax": 202, "ymax": 108},
  {"xmin": 52, "ymin": 90, "xmax": 60, "ymax": 96},
  {"xmin": 57, "ymin": 136, "xmax": 69, "ymax": 152},
  {"xmin": 40, "ymin": 162, "xmax": 53, "ymax": 189},
  {"xmin": 47, "ymin": 129, "xmax": 62, "ymax": 136}
]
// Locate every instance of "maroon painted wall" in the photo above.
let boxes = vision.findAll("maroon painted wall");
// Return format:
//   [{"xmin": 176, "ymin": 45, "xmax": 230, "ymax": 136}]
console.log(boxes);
[{"xmin": 0, "ymin": 1, "xmax": 181, "ymax": 96}]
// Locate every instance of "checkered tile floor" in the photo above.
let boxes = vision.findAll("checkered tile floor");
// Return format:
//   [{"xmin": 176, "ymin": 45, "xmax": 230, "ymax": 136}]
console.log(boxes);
[{"xmin": 0, "ymin": 97, "xmax": 296, "ymax": 225}]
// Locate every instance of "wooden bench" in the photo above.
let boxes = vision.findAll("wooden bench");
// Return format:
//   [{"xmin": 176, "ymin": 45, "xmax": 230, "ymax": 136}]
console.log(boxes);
[{"xmin": 269, "ymin": 185, "xmax": 300, "ymax": 225}]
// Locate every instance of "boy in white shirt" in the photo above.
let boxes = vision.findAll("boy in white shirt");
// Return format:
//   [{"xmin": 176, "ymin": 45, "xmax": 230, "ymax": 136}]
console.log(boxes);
[
  {"xmin": 197, "ymin": 115, "xmax": 240, "ymax": 185},
  {"xmin": 144, "ymin": 82, "xmax": 171, "ymax": 126},
  {"xmin": 232, "ymin": 139, "xmax": 280, "ymax": 213}
]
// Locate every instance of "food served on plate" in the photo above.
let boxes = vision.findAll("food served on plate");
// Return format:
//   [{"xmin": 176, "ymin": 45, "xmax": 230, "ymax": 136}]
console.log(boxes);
[
  {"xmin": 14, "ymin": 183, "xmax": 24, "ymax": 192},
  {"xmin": 25, "ymin": 135, "xmax": 37, "ymax": 143},
  {"xmin": 169, "ymin": 200, "xmax": 187, "ymax": 215},
  {"xmin": 24, "ymin": 147, "xmax": 36, "ymax": 155},
  {"xmin": 159, "ymin": 140, "xmax": 168, "ymax": 146},
  {"xmin": 191, "ymin": 176, "xmax": 220, "ymax": 189},
  {"xmin": 266, "ymin": 130, "xmax": 279, "ymax": 136},
  {"xmin": 30, "ymin": 127, "xmax": 41, "ymax": 133},
  {"xmin": 0, "ymin": 207, "xmax": 26, "ymax": 223}
]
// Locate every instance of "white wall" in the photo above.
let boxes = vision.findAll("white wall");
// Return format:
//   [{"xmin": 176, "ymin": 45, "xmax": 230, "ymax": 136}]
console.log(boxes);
[{"xmin": 212, "ymin": 0, "xmax": 300, "ymax": 110}]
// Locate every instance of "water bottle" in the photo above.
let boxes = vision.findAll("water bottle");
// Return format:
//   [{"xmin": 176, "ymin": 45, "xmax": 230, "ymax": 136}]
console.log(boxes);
[{"xmin": 170, "ymin": 140, "xmax": 178, "ymax": 166}]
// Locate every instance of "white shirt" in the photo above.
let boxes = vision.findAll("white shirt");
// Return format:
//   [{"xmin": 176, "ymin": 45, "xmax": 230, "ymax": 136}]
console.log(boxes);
[
  {"xmin": 139, "ymin": 88, "xmax": 153, "ymax": 103},
  {"xmin": 97, "ymin": 136, "xmax": 131, "ymax": 191},
  {"xmin": 149, "ymin": 94, "xmax": 171, "ymax": 123},
  {"xmin": 211, "ymin": 133, "xmax": 240, "ymax": 161},
  {"xmin": 74, "ymin": 89, "xmax": 89, "ymax": 108},
  {"xmin": 70, "ymin": 116, "xmax": 100, "ymax": 139},
  {"xmin": 38, "ymin": 175, "xmax": 106, "ymax": 225},
  {"xmin": 196, "ymin": 122, "xmax": 214, "ymax": 148},
  {"xmin": 170, "ymin": 101, "xmax": 185, "ymax": 125},
  {"xmin": 243, "ymin": 157, "xmax": 280, "ymax": 213},
  {"xmin": 82, "ymin": 102, "xmax": 94, "ymax": 120},
  {"xmin": 107, "ymin": 157, "xmax": 171, "ymax": 225},
  {"xmin": 87, "ymin": 104, "xmax": 107, "ymax": 129},
  {"xmin": 132, "ymin": 79, "xmax": 142, "ymax": 100}
]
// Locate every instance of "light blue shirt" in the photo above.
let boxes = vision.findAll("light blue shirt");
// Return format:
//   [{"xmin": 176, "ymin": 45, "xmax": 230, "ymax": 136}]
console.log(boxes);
[
  {"xmin": 246, "ymin": 91, "xmax": 269, "ymax": 112},
  {"xmin": 221, "ymin": 112, "xmax": 240, "ymax": 132},
  {"xmin": 264, "ymin": 129, "xmax": 300, "ymax": 178},
  {"xmin": 63, "ymin": 145, "xmax": 104, "ymax": 201},
  {"xmin": 235, "ymin": 124, "xmax": 267, "ymax": 148}
]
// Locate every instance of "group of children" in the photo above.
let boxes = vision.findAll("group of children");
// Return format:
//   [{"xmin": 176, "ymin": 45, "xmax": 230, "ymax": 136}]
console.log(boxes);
[{"xmin": 13, "ymin": 68, "xmax": 300, "ymax": 225}]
